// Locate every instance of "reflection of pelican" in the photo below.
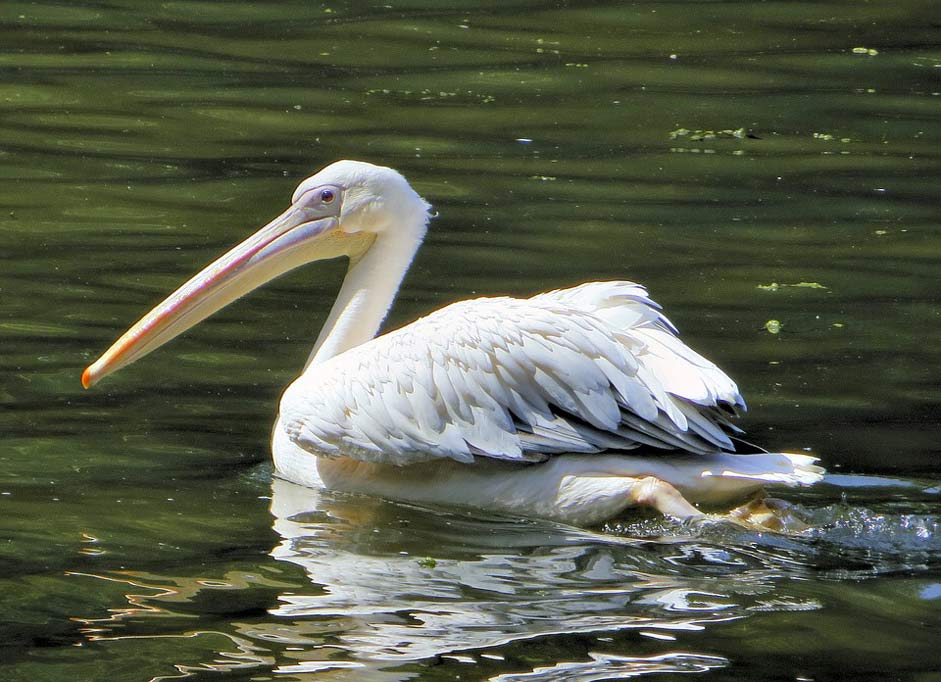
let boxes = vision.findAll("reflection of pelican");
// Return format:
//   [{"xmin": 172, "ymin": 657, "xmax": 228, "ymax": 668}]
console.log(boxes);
[
  {"xmin": 74, "ymin": 478, "xmax": 823, "ymax": 680},
  {"xmin": 267, "ymin": 477, "xmax": 738, "ymax": 677},
  {"xmin": 83, "ymin": 160, "xmax": 822, "ymax": 525}
]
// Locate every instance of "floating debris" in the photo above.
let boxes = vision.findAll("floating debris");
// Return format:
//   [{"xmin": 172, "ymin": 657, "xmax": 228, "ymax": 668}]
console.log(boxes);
[
  {"xmin": 757, "ymin": 282, "xmax": 829, "ymax": 292},
  {"xmin": 765, "ymin": 319, "xmax": 783, "ymax": 334},
  {"xmin": 813, "ymin": 132, "xmax": 853, "ymax": 143},
  {"xmin": 670, "ymin": 127, "xmax": 750, "ymax": 141}
]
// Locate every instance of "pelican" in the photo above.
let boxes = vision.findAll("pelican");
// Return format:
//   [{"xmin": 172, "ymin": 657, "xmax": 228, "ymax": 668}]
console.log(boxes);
[{"xmin": 83, "ymin": 160, "xmax": 823, "ymax": 527}]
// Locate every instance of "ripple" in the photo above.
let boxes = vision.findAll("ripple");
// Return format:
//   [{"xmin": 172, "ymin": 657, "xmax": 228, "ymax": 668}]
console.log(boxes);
[{"xmin": 489, "ymin": 652, "xmax": 729, "ymax": 681}]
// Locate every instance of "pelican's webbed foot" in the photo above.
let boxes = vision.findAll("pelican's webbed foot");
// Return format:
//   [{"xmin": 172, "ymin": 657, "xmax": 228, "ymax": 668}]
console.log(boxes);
[
  {"xmin": 627, "ymin": 477, "xmax": 811, "ymax": 533},
  {"xmin": 724, "ymin": 491, "xmax": 811, "ymax": 532}
]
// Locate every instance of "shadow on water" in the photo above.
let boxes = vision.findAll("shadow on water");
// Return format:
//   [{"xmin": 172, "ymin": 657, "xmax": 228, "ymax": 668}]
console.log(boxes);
[{"xmin": 63, "ymin": 474, "xmax": 940, "ymax": 681}]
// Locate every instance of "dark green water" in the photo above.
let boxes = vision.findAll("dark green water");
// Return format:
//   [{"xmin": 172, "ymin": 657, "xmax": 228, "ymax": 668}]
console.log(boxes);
[{"xmin": 2, "ymin": 1, "xmax": 939, "ymax": 680}]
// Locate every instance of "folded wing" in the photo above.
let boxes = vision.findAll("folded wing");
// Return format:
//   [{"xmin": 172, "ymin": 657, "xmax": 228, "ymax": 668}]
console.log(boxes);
[{"xmin": 281, "ymin": 281, "xmax": 746, "ymax": 466}]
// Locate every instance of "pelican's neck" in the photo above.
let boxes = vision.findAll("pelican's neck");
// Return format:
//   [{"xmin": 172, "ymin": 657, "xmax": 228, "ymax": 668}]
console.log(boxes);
[{"xmin": 305, "ymin": 227, "xmax": 424, "ymax": 368}]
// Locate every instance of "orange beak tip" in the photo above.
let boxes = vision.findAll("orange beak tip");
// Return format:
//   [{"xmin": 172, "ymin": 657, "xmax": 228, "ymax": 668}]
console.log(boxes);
[{"xmin": 81, "ymin": 367, "xmax": 94, "ymax": 389}]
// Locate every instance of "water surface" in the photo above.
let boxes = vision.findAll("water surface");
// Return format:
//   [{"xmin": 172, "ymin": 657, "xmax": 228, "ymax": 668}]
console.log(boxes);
[{"xmin": 1, "ymin": 1, "xmax": 939, "ymax": 680}]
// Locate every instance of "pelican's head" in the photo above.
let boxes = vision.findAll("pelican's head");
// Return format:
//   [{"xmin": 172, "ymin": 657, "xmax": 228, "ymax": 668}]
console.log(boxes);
[
  {"xmin": 296, "ymin": 160, "xmax": 431, "ymax": 238},
  {"xmin": 82, "ymin": 160, "xmax": 431, "ymax": 388}
]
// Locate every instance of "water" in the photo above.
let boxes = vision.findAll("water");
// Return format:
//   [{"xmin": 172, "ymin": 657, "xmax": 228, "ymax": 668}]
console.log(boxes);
[{"xmin": 1, "ymin": 1, "xmax": 939, "ymax": 679}]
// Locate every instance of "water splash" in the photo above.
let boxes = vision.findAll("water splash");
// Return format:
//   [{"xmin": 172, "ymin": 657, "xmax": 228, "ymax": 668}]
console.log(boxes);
[{"xmin": 605, "ymin": 473, "xmax": 941, "ymax": 581}]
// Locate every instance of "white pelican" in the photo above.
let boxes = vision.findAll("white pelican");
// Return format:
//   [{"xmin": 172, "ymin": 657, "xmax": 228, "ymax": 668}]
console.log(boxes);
[{"xmin": 83, "ymin": 160, "xmax": 823, "ymax": 527}]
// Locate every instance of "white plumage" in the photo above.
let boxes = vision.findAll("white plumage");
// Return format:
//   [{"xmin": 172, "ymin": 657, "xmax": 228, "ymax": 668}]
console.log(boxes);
[
  {"xmin": 83, "ymin": 160, "xmax": 823, "ymax": 527},
  {"xmin": 282, "ymin": 282, "xmax": 741, "ymax": 465}
]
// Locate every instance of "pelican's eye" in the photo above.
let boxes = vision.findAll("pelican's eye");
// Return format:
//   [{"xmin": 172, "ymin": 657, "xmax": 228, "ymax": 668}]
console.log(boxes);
[{"xmin": 320, "ymin": 189, "xmax": 336, "ymax": 204}]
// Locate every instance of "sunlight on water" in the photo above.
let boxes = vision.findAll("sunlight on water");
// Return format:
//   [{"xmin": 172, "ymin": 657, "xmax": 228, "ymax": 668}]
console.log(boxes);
[{"xmin": 488, "ymin": 652, "xmax": 730, "ymax": 681}]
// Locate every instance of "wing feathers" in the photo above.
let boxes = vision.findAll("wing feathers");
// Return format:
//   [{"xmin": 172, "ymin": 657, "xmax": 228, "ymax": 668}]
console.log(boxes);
[{"xmin": 282, "ymin": 281, "xmax": 746, "ymax": 467}]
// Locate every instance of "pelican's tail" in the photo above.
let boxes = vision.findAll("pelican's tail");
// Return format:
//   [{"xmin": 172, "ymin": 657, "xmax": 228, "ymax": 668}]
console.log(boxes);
[
  {"xmin": 700, "ymin": 451, "xmax": 825, "ymax": 487},
  {"xmin": 774, "ymin": 452, "xmax": 826, "ymax": 485},
  {"xmin": 605, "ymin": 451, "xmax": 826, "ymax": 507},
  {"xmin": 682, "ymin": 451, "xmax": 824, "ymax": 507}
]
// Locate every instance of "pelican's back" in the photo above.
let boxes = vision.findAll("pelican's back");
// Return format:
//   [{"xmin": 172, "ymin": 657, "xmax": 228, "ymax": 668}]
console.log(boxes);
[{"xmin": 280, "ymin": 281, "xmax": 748, "ymax": 469}]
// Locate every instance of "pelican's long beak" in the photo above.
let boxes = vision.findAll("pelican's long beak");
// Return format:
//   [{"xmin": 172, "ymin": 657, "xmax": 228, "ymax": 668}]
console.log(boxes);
[{"xmin": 82, "ymin": 205, "xmax": 342, "ymax": 388}]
